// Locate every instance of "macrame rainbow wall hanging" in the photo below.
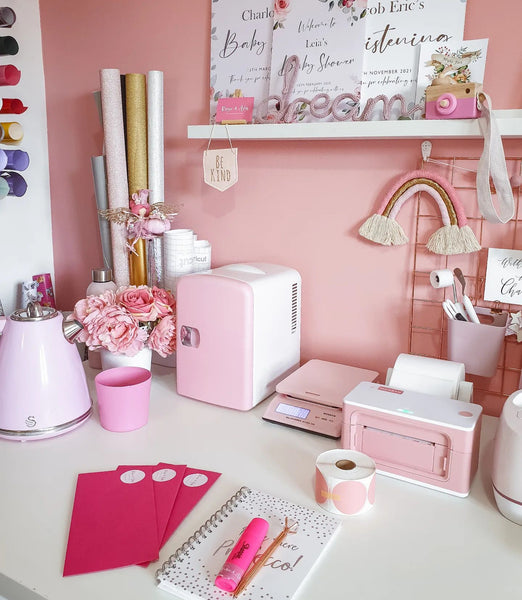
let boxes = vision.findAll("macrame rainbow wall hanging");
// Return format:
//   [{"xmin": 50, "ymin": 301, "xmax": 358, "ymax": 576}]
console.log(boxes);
[{"xmin": 359, "ymin": 169, "xmax": 481, "ymax": 255}]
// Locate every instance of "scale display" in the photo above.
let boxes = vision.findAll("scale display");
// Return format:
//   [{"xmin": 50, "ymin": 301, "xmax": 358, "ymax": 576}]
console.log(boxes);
[
  {"xmin": 263, "ymin": 393, "xmax": 342, "ymax": 438},
  {"xmin": 275, "ymin": 402, "xmax": 310, "ymax": 420},
  {"xmin": 262, "ymin": 360, "xmax": 379, "ymax": 438}
]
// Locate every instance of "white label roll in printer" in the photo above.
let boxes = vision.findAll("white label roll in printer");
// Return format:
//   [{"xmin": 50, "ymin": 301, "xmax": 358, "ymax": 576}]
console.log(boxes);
[{"xmin": 385, "ymin": 353, "xmax": 473, "ymax": 402}]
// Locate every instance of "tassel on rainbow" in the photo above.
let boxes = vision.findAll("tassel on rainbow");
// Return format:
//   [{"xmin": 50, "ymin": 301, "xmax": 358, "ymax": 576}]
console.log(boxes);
[{"xmin": 359, "ymin": 170, "xmax": 481, "ymax": 255}]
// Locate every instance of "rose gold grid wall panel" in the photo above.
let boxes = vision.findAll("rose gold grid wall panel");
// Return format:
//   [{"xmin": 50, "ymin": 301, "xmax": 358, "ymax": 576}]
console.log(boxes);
[{"xmin": 409, "ymin": 156, "xmax": 522, "ymax": 417}]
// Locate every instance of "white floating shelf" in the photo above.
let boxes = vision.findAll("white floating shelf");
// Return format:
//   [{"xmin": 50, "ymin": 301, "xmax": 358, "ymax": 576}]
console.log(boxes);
[{"xmin": 188, "ymin": 109, "xmax": 522, "ymax": 141}]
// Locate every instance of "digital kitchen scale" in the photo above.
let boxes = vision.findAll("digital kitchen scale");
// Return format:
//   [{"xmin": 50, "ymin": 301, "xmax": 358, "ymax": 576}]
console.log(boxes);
[{"xmin": 262, "ymin": 359, "xmax": 379, "ymax": 438}]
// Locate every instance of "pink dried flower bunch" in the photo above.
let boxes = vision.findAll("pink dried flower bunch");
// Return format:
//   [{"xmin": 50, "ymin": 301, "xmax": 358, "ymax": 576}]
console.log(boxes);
[{"xmin": 72, "ymin": 285, "xmax": 176, "ymax": 357}]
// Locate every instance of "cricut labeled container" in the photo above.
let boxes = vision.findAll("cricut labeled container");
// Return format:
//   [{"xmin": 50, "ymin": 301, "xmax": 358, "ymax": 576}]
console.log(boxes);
[
  {"xmin": 447, "ymin": 307, "xmax": 508, "ymax": 377},
  {"xmin": 176, "ymin": 263, "xmax": 301, "ymax": 410}
]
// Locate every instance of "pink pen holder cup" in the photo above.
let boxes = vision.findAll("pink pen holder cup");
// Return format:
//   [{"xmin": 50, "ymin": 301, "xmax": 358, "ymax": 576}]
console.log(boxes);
[
  {"xmin": 94, "ymin": 367, "xmax": 152, "ymax": 432},
  {"xmin": 447, "ymin": 307, "xmax": 508, "ymax": 378}
]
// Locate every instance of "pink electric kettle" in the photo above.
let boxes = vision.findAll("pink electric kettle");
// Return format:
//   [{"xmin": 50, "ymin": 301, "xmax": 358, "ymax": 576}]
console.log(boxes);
[{"xmin": 0, "ymin": 302, "xmax": 92, "ymax": 441}]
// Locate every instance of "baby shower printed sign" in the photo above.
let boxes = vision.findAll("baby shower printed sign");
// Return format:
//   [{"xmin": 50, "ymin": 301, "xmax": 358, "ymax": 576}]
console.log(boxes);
[
  {"xmin": 269, "ymin": 0, "xmax": 368, "ymax": 122},
  {"xmin": 484, "ymin": 248, "xmax": 522, "ymax": 306},
  {"xmin": 210, "ymin": 0, "xmax": 274, "ymax": 120},
  {"xmin": 359, "ymin": 0, "xmax": 467, "ymax": 119}
]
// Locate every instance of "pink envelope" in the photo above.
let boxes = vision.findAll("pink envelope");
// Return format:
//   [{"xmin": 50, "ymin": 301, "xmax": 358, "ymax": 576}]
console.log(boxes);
[
  {"xmin": 152, "ymin": 463, "xmax": 187, "ymax": 541},
  {"xmin": 63, "ymin": 467, "xmax": 159, "ymax": 576},
  {"xmin": 161, "ymin": 467, "xmax": 221, "ymax": 548},
  {"xmin": 116, "ymin": 463, "xmax": 187, "ymax": 546}
]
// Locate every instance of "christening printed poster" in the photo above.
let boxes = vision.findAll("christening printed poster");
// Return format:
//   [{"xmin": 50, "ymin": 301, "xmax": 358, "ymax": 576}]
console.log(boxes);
[
  {"xmin": 359, "ymin": 0, "xmax": 467, "ymax": 119},
  {"xmin": 210, "ymin": 0, "xmax": 274, "ymax": 121},
  {"xmin": 269, "ymin": 0, "xmax": 368, "ymax": 122}
]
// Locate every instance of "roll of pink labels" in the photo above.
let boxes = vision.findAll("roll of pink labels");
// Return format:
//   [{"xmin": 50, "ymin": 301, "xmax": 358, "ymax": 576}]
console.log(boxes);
[{"xmin": 315, "ymin": 449, "xmax": 376, "ymax": 516}]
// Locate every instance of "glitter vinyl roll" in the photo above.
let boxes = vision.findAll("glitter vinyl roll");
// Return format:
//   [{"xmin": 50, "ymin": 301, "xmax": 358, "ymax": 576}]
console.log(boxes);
[
  {"xmin": 125, "ymin": 73, "xmax": 148, "ymax": 285},
  {"xmin": 125, "ymin": 73, "xmax": 148, "ymax": 194},
  {"xmin": 315, "ymin": 449, "xmax": 376, "ymax": 516},
  {"xmin": 100, "ymin": 68, "xmax": 130, "ymax": 287}
]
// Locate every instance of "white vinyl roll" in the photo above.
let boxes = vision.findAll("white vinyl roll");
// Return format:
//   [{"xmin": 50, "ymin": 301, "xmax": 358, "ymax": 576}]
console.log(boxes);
[
  {"xmin": 147, "ymin": 70, "xmax": 164, "ymax": 205},
  {"xmin": 388, "ymin": 353, "xmax": 465, "ymax": 400},
  {"xmin": 430, "ymin": 269, "xmax": 454, "ymax": 288},
  {"xmin": 315, "ymin": 449, "xmax": 376, "ymax": 516}
]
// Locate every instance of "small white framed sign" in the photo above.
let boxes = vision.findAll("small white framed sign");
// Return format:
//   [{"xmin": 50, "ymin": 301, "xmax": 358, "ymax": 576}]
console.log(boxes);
[{"xmin": 484, "ymin": 248, "xmax": 522, "ymax": 305}]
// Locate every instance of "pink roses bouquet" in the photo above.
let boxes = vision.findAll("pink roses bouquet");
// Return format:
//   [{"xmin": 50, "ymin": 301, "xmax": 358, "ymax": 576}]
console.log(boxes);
[{"xmin": 72, "ymin": 285, "xmax": 176, "ymax": 357}]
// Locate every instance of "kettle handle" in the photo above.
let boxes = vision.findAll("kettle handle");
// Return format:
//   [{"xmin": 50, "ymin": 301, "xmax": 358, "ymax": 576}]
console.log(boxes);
[{"xmin": 62, "ymin": 317, "xmax": 84, "ymax": 343}]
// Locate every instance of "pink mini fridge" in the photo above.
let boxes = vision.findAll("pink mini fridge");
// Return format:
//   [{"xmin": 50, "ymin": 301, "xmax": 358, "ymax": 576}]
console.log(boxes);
[{"xmin": 176, "ymin": 263, "xmax": 301, "ymax": 411}]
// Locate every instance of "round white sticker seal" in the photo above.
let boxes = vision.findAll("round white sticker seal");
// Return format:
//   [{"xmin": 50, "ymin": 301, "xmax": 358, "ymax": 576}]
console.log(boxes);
[
  {"xmin": 183, "ymin": 473, "xmax": 209, "ymax": 488},
  {"xmin": 120, "ymin": 469, "xmax": 146, "ymax": 484},
  {"xmin": 152, "ymin": 468, "xmax": 177, "ymax": 482}
]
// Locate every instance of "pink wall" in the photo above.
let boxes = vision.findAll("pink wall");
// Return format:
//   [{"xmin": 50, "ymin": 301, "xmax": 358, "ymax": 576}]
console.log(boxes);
[{"xmin": 39, "ymin": 1, "xmax": 522, "ymax": 391}]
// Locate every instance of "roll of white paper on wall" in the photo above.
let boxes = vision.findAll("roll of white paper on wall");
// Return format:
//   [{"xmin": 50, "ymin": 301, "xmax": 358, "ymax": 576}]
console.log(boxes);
[
  {"xmin": 430, "ymin": 269, "xmax": 454, "ymax": 289},
  {"xmin": 91, "ymin": 155, "xmax": 113, "ymax": 271},
  {"xmin": 388, "ymin": 353, "xmax": 465, "ymax": 400},
  {"xmin": 147, "ymin": 70, "xmax": 164, "ymax": 205},
  {"xmin": 315, "ymin": 449, "xmax": 375, "ymax": 516}
]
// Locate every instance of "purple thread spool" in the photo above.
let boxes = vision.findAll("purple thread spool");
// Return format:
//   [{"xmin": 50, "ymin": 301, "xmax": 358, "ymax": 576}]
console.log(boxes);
[
  {"xmin": 4, "ymin": 149, "xmax": 29, "ymax": 171},
  {"xmin": 1, "ymin": 171, "xmax": 27, "ymax": 196}
]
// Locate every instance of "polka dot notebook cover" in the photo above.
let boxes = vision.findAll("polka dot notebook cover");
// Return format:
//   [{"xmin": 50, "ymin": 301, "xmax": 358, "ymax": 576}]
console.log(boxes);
[{"xmin": 156, "ymin": 487, "xmax": 341, "ymax": 600}]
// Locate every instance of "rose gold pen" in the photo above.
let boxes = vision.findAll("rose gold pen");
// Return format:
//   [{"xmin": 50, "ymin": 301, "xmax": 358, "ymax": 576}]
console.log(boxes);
[{"xmin": 232, "ymin": 517, "xmax": 298, "ymax": 598}]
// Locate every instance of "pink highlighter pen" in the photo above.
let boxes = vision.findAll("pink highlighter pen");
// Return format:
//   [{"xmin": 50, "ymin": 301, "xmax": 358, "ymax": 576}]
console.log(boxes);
[{"xmin": 215, "ymin": 517, "xmax": 269, "ymax": 592}]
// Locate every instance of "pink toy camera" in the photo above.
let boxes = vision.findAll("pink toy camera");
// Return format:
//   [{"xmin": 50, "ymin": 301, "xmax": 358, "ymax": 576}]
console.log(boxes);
[{"xmin": 425, "ymin": 82, "xmax": 482, "ymax": 120}]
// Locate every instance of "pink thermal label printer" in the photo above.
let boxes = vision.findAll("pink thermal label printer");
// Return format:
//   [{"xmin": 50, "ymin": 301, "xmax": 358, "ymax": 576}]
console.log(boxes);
[{"xmin": 342, "ymin": 382, "xmax": 482, "ymax": 497}]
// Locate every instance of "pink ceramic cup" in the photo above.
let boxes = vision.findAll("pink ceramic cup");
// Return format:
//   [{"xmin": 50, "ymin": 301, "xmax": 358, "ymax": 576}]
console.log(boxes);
[{"xmin": 94, "ymin": 367, "xmax": 152, "ymax": 432}]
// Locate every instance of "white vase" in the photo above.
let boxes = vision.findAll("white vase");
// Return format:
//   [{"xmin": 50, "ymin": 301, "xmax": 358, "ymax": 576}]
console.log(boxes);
[{"xmin": 100, "ymin": 347, "xmax": 152, "ymax": 371}]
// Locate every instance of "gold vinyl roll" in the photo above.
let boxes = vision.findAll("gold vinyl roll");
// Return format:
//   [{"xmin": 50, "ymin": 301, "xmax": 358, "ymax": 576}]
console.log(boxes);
[
  {"xmin": 129, "ymin": 237, "xmax": 147, "ymax": 286},
  {"xmin": 125, "ymin": 73, "xmax": 148, "ymax": 286}
]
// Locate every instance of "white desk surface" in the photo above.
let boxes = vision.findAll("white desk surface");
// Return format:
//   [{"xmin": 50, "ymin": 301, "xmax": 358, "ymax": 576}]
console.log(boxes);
[{"xmin": 1, "ymin": 364, "xmax": 521, "ymax": 600}]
